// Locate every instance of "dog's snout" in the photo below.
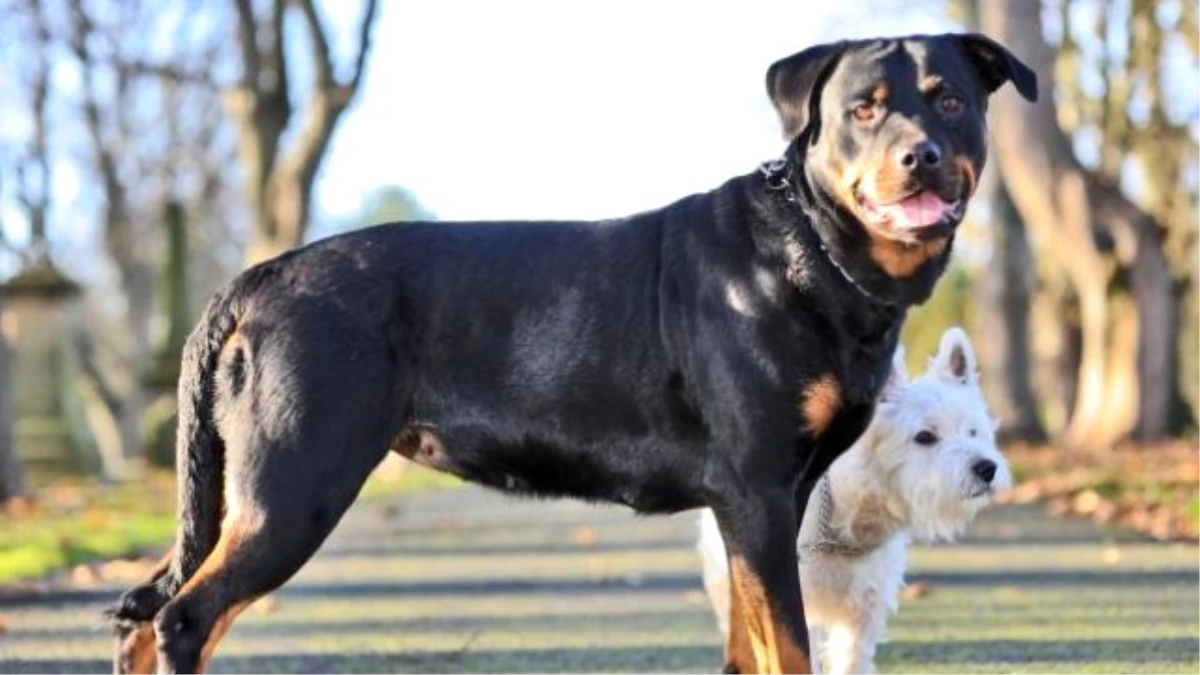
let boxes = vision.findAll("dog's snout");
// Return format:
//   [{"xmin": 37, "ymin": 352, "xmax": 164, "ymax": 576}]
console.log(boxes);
[
  {"xmin": 898, "ymin": 140, "xmax": 943, "ymax": 170},
  {"xmin": 971, "ymin": 459, "xmax": 997, "ymax": 484}
]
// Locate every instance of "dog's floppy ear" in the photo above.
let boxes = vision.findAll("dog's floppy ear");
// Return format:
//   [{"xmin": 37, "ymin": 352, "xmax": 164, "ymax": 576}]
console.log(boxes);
[
  {"xmin": 766, "ymin": 42, "xmax": 847, "ymax": 140},
  {"xmin": 930, "ymin": 327, "xmax": 979, "ymax": 386},
  {"xmin": 879, "ymin": 345, "xmax": 909, "ymax": 402},
  {"xmin": 955, "ymin": 33, "xmax": 1038, "ymax": 102}
]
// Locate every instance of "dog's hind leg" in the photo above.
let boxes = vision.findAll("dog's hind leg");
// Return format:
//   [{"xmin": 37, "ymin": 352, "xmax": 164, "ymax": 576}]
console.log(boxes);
[
  {"xmin": 152, "ymin": 320, "xmax": 398, "ymax": 673},
  {"xmin": 110, "ymin": 552, "xmax": 173, "ymax": 674},
  {"xmin": 152, "ymin": 429, "xmax": 390, "ymax": 673}
]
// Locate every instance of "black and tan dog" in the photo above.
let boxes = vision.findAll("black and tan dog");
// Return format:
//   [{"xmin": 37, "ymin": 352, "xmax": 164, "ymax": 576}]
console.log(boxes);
[{"xmin": 108, "ymin": 33, "xmax": 1034, "ymax": 674}]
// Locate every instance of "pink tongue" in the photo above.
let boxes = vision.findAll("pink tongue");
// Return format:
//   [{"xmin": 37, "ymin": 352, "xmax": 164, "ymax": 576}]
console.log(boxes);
[{"xmin": 879, "ymin": 191, "xmax": 953, "ymax": 229}]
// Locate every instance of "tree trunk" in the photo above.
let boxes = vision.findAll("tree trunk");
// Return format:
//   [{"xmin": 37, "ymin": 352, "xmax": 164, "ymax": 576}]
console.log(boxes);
[
  {"xmin": 977, "ymin": 167, "xmax": 1046, "ymax": 442},
  {"xmin": 981, "ymin": 0, "xmax": 1177, "ymax": 448},
  {"xmin": 0, "ymin": 301, "xmax": 25, "ymax": 504},
  {"xmin": 231, "ymin": 0, "xmax": 378, "ymax": 267},
  {"xmin": 144, "ymin": 201, "xmax": 191, "ymax": 466}
]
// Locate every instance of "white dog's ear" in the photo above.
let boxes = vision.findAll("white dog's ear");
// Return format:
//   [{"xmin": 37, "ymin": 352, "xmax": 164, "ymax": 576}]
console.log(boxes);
[
  {"xmin": 879, "ymin": 345, "xmax": 909, "ymax": 401},
  {"xmin": 931, "ymin": 327, "xmax": 979, "ymax": 385}
]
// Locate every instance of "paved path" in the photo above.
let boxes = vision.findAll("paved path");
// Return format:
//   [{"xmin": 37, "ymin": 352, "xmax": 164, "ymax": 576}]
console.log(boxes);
[{"xmin": 2, "ymin": 486, "xmax": 1197, "ymax": 673}]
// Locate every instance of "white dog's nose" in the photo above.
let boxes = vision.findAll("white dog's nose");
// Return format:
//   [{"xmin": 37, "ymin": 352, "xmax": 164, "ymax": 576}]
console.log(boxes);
[{"xmin": 971, "ymin": 459, "xmax": 998, "ymax": 484}]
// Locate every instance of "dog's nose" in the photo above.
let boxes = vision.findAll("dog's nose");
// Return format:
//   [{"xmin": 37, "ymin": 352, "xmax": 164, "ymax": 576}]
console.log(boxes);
[
  {"xmin": 898, "ymin": 140, "xmax": 943, "ymax": 170},
  {"xmin": 972, "ymin": 459, "xmax": 997, "ymax": 484}
]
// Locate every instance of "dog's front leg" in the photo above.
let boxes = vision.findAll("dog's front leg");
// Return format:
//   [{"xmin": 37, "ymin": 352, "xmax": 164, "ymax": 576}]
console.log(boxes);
[
  {"xmin": 823, "ymin": 607, "xmax": 887, "ymax": 675},
  {"xmin": 706, "ymin": 462, "xmax": 811, "ymax": 674}
]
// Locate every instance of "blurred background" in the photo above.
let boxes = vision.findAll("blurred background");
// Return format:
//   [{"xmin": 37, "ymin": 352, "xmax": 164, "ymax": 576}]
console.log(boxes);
[{"xmin": 0, "ymin": 0, "xmax": 1196, "ymax": 584}]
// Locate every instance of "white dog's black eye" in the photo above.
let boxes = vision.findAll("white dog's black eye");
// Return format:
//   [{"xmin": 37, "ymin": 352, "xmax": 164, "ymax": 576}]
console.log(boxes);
[
  {"xmin": 914, "ymin": 430, "xmax": 938, "ymax": 445},
  {"xmin": 969, "ymin": 428, "xmax": 978, "ymax": 437}
]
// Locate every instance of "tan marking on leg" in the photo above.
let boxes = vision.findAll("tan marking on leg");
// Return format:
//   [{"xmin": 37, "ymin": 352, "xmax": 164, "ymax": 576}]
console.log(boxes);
[
  {"xmin": 801, "ymin": 375, "xmax": 842, "ymax": 437},
  {"xmin": 163, "ymin": 527, "xmax": 251, "ymax": 673},
  {"xmin": 725, "ymin": 571, "xmax": 757, "ymax": 673},
  {"xmin": 174, "ymin": 526, "xmax": 244, "ymax": 598},
  {"xmin": 195, "ymin": 599, "xmax": 252, "ymax": 673},
  {"xmin": 729, "ymin": 556, "xmax": 812, "ymax": 674},
  {"xmin": 117, "ymin": 623, "xmax": 157, "ymax": 674}
]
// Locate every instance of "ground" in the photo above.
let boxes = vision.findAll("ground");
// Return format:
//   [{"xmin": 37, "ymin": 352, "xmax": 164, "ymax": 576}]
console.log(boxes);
[{"xmin": 1, "ymin": 485, "xmax": 1197, "ymax": 674}]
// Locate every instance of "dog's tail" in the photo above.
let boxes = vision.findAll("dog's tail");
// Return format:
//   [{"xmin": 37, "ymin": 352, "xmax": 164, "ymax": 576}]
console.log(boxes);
[
  {"xmin": 106, "ymin": 285, "xmax": 240, "ymax": 631},
  {"xmin": 166, "ymin": 286, "xmax": 240, "ymax": 589}
]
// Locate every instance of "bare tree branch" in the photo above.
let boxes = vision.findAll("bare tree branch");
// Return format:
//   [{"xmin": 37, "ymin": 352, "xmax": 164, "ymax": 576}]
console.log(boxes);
[
  {"xmin": 66, "ymin": 0, "xmax": 126, "ymax": 237},
  {"xmin": 235, "ymin": 0, "xmax": 380, "ymax": 261},
  {"xmin": 268, "ymin": 0, "xmax": 289, "ymax": 106},
  {"xmin": 295, "ymin": 0, "xmax": 335, "ymax": 89},
  {"xmin": 346, "ymin": 0, "xmax": 378, "ymax": 94},
  {"xmin": 15, "ymin": 0, "xmax": 52, "ymax": 256},
  {"xmin": 232, "ymin": 0, "xmax": 260, "ymax": 88},
  {"xmin": 122, "ymin": 59, "xmax": 221, "ymax": 89}
]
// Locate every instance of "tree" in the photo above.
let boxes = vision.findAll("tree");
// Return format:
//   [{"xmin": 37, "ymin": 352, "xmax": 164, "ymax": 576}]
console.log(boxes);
[
  {"xmin": 982, "ymin": 0, "xmax": 1185, "ymax": 448},
  {"xmin": 976, "ymin": 168, "xmax": 1047, "ymax": 442},
  {"xmin": 228, "ymin": 0, "xmax": 380, "ymax": 265},
  {"xmin": 63, "ymin": 0, "xmax": 236, "ymax": 465},
  {"xmin": 355, "ymin": 186, "xmax": 437, "ymax": 227}
]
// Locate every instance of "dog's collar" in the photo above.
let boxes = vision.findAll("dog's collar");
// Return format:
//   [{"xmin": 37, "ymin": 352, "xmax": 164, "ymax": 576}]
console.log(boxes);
[
  {"xmin": 799, "ymin": 475, "xmax": 877, "ymax": 560},
  {"xmin": 758, "ymin": 158, "xmax": 895, "ymax": 309}
]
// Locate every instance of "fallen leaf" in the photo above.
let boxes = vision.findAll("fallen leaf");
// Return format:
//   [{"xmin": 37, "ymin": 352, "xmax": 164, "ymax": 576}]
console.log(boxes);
[
  {"xmin": 900, "ymin": 583, "xmax": 930, "ymax": 601},
  {"xmin": 0, "ymin": 615, "xmax": 10, "ymax": 636},
  {"xmin": 1101, "ymin": 546, "xmax": 1121, "ymax": 566},
  {"xmin": 97, "ymin": 558, "xmax": 157, "ymax": 582},
  {"xmin": 70, "ymin": 565, "xmax": 98, "ymax": 587},
  {"xmin": 84, "ymin": 509, "xmax": 109, "ymax": 529},
  {"xmin": 1047, "ymin": 497, "xmax": 1071, "ymax": 517},
  {"xmin": 572, "ymin": 527, "xmax": 599, "ymax": 548},
  {"xmin": 3, "ymin": 497, "xmax": 33, "ymax": 518},
  {"xmin": 1092, "ymin": 500, "xmax": 1118, "ymax": 524},
  {"xmin": 1073, "ymin": 490, "xmax": 1102, "ymax": 515}
]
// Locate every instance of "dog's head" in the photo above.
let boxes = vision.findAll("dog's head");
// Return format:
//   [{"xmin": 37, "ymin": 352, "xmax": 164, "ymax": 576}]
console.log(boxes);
[
  {"xmin": 865, "ymin": 327, "xmax": 1010, "ymax": 542},
  {"xmin": 767, "ymin": 34, "xmax": 1036, "ymax": 283}
]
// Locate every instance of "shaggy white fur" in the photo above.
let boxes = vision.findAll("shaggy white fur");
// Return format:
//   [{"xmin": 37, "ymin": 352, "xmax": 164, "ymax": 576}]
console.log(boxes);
[{"xmin": 696, "ymin": 327, "xmax": 1009, "ymax": 674}]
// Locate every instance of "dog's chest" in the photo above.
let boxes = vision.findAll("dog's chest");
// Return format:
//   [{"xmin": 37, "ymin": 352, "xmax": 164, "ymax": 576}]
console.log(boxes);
[
  {"xmin": 841, "ymin": 329, "xmax": 900, "ymax": 403},
  {"xmin": 799, "ymin": 535, "xmax": 908, "ymax": 625},
  {"xmin": 809, "ymin": 328, "xmax": 900, "ymax": 448}
]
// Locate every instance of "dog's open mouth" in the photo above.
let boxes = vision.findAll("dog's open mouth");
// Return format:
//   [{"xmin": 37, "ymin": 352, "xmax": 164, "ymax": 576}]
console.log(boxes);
[{"xmin": 856, "ymin": 190, "xmax": 965, "ymax": 230}]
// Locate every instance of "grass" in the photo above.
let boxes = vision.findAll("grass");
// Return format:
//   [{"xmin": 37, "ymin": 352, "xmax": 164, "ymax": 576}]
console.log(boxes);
[
  {"xmin": 0, "ymin": 471, "xmax": 177, "ymax": 585},
  {"xmin": 359, "ymin": 459, "xmax": 464, "ymax": 501},
  {"xmin": 0, "ymin": 461, "xmax": 462, "ymax": 587}
]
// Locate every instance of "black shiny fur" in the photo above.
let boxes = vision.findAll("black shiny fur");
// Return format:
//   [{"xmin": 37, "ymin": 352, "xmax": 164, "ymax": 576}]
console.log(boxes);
[{"xmin": 108, "ymin": 32, "xmax": 1035, "ymax": 674}]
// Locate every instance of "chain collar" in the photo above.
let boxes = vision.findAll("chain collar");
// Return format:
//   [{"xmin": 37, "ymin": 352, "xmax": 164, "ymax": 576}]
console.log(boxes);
[
  {"xmin": 798, "ymin": 475, "xmax": 875, "ymax": 561},
  {"xmin": 758, "ymin": 158, "xmax": 895, "ymax": 308}
]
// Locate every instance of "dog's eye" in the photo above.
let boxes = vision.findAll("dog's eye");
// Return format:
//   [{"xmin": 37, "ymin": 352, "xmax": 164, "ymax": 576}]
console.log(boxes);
[
  {"xmin": 914, "ymin": 430, "xmax": 938, "ymax": 445},
  {"xmin": 969, "ymin": 428, "xmax": 978, "ymax": 437},
  {"xmin": 939, "ymin": 95, "xmax": 964, "ymax": 115},
  {"xmin": 852, "ymin": 104, "xmax": 876, "ymax": 122}
]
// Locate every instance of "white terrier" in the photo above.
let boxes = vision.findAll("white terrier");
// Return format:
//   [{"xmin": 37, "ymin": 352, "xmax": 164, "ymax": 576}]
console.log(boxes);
[{"xmin": 696, "ymin": 327, "xmax": 1009, "ymax": 675}]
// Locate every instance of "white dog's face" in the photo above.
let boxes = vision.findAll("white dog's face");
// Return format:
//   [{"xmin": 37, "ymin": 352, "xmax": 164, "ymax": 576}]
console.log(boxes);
[{"xmin": 864, "ymin": 327, "xmax": 1010, "ymax": 543}]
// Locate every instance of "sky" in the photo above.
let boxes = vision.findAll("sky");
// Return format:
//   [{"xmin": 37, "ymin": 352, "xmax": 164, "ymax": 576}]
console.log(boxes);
[
  {"xmin": 311, "ymin": 1, "xmax": 956, "ymax": 224},
  {"xmin": 0, "ymin": 1, "xmax": 959, "ymax": 266}
]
